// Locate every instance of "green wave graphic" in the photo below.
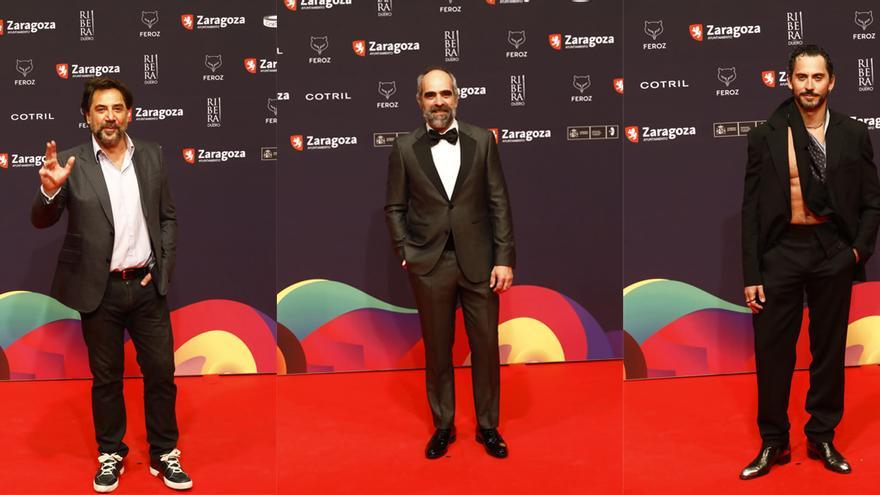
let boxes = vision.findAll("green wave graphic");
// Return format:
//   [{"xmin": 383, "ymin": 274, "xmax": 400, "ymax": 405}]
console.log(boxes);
[
  {"xmin": 623, "ymin": 279, "xmax": 749, "ymax": 345},
  {"xmin": 0, "ymin": 291, "xmax": 80, "ymax": 348},
  {"xmin": 277, "ymin": 279, "xmax": 417, "ymax": 341}
]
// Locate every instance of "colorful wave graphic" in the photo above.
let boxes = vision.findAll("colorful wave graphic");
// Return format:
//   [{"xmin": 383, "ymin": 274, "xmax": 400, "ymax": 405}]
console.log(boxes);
[
  {"xmin": 623, "ymin": 279, "xmax": 880, "ymax": 379},
  {"xmin": 0, "ymin": 292, "xmax": 275, "ymax": 380},
  {"xmin": 277, "ymin": 279, "xmax": 616, "ymax": 373}
]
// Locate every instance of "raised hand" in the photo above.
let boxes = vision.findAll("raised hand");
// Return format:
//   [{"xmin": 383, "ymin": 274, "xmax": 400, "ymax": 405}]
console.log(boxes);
[{"xmin": 39, "ymin": 140, "xmax": 75, "ymax": 197}]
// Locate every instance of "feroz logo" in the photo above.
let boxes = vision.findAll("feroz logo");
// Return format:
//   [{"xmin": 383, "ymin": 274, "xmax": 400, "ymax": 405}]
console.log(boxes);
[
  {"xmin": 645, "ymin": 20, "xmax": 663, "ymax": 40},
  {"xmin": 762, "ymin": 70, "xmax": 777, "ymax": 87},
  {"xmin": 311, "ymin": 36, "xmax": 329, "ymax": 54},
  {"xmin": 614, "ymin": 78, "xmax": 624, "ymax": 94},
  {"xmin": 142, "ymin": 11, "xmax": 159, "ymax": 29},
  {"xmin": 16, "ymin": 59, "xmax": 33, "ymax": 78},
  {"xmin": 786, "ymin": 11, "xmax": 804, "ymax": 46},
  {"xmin": 352, "ymin": 39, "xmax": 366, "ymax": 56},
  {"xmin": 508, "ymin": 30, "xmax": 526, "ymax": 49},
  {"xmin": 548, "ymin": 33, "xmax": 562, "ymax": 50},
  {"xmin": 182, "ymin": 148, "xmax": 196, "ymax": 164},
  {"xmin": 286, "ymin": 0, "xmax": 298, "ymax": 10},
  {"xmin": 291, "ymin": 135, "xmax": 304, "ymax": 151},
  {"xmin": 244, "ymin": 58, "xmax": 257, "ymax": 73},
  {"xmin": 689, "ymin": 24, "xmax": 703, "ymax": 41},
  {"xmin": 56, "ymin": 63, "xmax": 69, "ymax": 79},
  {"xmin": 205, "ymin": 55, "xmax": 223, "ymax": 72},
  {"xmin": 379, "ymin": 81, "xmax": 396, "ymax": 99},
  {"xmin": 181, "ymin": 14, "xmax": 194, "ymax": 30},
  {"xmin": 718, "ymin": 67, "xmax": 736, "ymax": 87},
  {"xmin": 855, "ymin": 11, "xmax": 873, "ymax": 30},
  {"xmin": 573, "ymin": 75, "xmax": 591, "ymax": 93},
  {"xmin": 0, "ymin": 153, "xmax": 8, "ymax": 169},
  {"xmin": 625, "ymin": 126, "xmax": 639, "ymax": 143}
]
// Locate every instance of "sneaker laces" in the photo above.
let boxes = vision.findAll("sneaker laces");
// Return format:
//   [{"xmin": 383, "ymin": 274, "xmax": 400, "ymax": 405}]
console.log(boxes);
[
  {"xmin": 159, "ymin": 449, "xmax": 184, "ymax": 474},
  {"xmin": 97, "ymin": 453, "xmax": 122, "ymax": 476}
]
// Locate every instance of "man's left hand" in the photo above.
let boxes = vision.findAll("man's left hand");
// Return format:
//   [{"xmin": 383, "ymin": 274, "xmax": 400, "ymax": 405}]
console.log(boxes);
[
  {"xmin": 140, "ymin": 272, "xmax": 153, "ymax": 287},
  {"xmin": 489, "ymin": 265, "xmax": 513, "ymax": 294}
]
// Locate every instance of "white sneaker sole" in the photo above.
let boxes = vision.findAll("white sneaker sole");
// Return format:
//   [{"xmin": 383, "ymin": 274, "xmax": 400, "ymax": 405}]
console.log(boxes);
[
  {"xmin": 150, "ymin": 466, "xmax": 193, "ymax": 490},
  {"xmin": 93, "ymin": 466, "xmax": 124, "ymax": 493}
]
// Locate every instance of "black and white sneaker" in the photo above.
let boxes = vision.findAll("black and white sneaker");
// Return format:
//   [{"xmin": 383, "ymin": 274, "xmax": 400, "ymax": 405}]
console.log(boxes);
[
  {"xmin": 93, "ymin": 453, "xmax": 124, "ymax": 493},
  {"xmin": 150, "ymin": 449, "xmax": 193, "ymax": 490}
]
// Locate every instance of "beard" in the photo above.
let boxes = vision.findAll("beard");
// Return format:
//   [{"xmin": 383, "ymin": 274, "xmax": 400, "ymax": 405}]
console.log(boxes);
[
  {"xmin": 92, "ymin": 122, "xmax": 126, "ymax": 147},
  {"xmin": 795, "ymin": 90, "xmax": 827, "ymax": 111},
  {"xmin": 422, "ymin": 104, "xmax": 456, "ymax": 130}
]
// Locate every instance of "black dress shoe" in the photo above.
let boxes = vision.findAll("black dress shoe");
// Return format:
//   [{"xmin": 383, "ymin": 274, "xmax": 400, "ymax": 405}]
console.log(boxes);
[
  {"xmin": 807, "ymin": 441, "xmax": 852, "ymax": 474},
  {"xmin": 476, "ymin": 428, "xmax": 509, "ymax": 459},
  {"xmin": 739, "ymin": 444, "xmax": 791, "ymax": 480},
  {"xmin": 425, "ymin": 427, "xmax": 456, "ymax": 459}
]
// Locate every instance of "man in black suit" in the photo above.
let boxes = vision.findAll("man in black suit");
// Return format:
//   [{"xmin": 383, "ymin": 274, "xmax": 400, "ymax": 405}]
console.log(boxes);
[
  {"xmin": 740, "ymin": 45, "xmax": 880, "ymax": 479},
  {"xmin": 385, "ymin": 67, "xmax": 515, "ymax": 459},
  {"xmin": 31, "ymin": 78, "xmax": 192, "ymax": 492}
]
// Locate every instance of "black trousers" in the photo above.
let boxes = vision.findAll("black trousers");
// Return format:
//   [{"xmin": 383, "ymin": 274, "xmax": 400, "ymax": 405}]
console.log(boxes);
[
  {"xmin": 80, "ymin": 275, "xmax": 179, "ymax": 461},
  {"xmin": 408, "ymin": 250, "xmax": 501, "ymax": 430},
  {"xmin": 754, "ymin": 224, "xmax": 855, "ymax": 446}
]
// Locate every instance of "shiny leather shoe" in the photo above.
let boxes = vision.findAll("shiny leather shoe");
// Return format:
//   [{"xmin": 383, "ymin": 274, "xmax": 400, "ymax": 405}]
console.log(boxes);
[
  {"xmin": 807, "ymin": 441, "xmax": 852, "ymax": 474},
  {"xmin": 425, "ymin": 427, "xmax": 455, "ymax": 459},
  {"xmin": 739, "ymin": 444, "xmax": 791, "ymax": 480},
  {"xmin": 476, "ymin": 428, "xmax": 509, "ymax": 459}
]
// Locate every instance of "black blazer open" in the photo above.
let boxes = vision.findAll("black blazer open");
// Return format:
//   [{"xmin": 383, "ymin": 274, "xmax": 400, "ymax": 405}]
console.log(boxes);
[{"xmin": 31, "ymin": 138, "xmax": 177, "ymax": 313}]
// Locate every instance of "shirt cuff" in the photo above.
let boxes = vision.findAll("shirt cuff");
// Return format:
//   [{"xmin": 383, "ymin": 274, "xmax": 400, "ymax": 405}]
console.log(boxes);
[{"xmin": 40, "ymin": 185, "xmax": 60, "ymax": 202}]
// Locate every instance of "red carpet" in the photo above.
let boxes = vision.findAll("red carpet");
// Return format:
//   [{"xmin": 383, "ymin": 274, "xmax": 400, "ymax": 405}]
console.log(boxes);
[
  {"xmin": 0, "ymin": 374, "xmax": 276, "ymax": 494},
  {"xmin": 624, "ymin": 365, "xmax": 880, "ymax": 494},
  {"xmin": 278, "ymin": 360, "xmax": 622, "ymax": 495}
]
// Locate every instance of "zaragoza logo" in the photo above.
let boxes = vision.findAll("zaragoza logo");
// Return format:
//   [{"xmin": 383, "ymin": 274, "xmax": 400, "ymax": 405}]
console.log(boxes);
[
  {"xmin": 182, "ymin": 148, "xmax": 196, "ymax": 164},
  {"xmin": 286, "ymin": 0, "xmax": 298, "ymax": 10},
  {"xmin": 352, "ymin": 40, "xmax": 366, "ymax": 56},
  {"xmin": 625, "ymin": 126, "xmax": 639, "ymax": 143},
  {"xmin": 244, "ymin": 58, "xmax": 257, "ymax": 74},
  {"xmin": 0, "ymin": 19, "xmax": 5, "ymax": 36},
  {"xmin": 181, "ymin": 14, "xmax": 194, "ymax": 30},
  {"xmin": 614, "ymin": 78, "xmax": 624, "ymax": 94},
  {"xmin": 291, "ymin": 134, "xmax": 304, "ymax": 151},
  {"xmin": 0, "ymin": 153, "xmax": 9, "ymax": 169},
  {"xmin": 689, "ymin": 24, "xmax": 703, "ymax": 41},
  {"xmin": 548, "ymin": 33, "xmax": 562, "ymax": 50},
  {"xmin": 55, "ymin": 63, "xmax": 69, "ymax": 79},
  {"xmin": 762, "ymin": 70, "xmax": 777, "ymax": 87},
  {"xmin": 488, "ymin": 128, "xmax": 499, "ymax": 143}
]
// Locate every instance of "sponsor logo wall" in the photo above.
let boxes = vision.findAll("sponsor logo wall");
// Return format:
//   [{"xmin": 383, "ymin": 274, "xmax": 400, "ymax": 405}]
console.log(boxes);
[{"xmin": 623, "ymin": 0, "xmax": 880, "ymax": 379}]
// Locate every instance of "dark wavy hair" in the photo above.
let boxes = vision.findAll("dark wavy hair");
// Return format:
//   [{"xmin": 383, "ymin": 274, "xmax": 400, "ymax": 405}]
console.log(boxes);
[
  {"xmin": 80, "ymin": 77, "xmax": 134, "ymax": 122},
  {"xmin": 788, "ymin": 44, "xmax": 834, "ymax": 78}
]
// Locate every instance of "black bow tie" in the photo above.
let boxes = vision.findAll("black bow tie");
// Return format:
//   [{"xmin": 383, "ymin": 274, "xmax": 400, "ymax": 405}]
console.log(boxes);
[{"xmin": 428, "ymin": 128, "xmax": 458, "ymax": 145}]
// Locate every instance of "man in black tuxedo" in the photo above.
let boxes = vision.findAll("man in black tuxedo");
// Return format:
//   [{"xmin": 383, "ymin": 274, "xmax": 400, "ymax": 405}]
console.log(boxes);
[
  {"xmin": 385, "ymin": 67, "xmax": 515, "ymax": 459},
  {"xmin": 740, "ymin": 45, "xmax": 880, "ymax": 479},
  {"xmin": 31, "ymin": 78, "xmax": 192, "ymax": 492}
]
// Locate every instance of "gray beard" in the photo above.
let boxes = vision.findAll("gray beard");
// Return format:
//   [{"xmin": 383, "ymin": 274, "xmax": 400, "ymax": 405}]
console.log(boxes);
[
  {"xmin": 423, "ymin": 107, "xmax": 456, "ymax": 130},
  {"xmin": 93, "ymin": 127, "xmax": 124, "ymax": 147}
]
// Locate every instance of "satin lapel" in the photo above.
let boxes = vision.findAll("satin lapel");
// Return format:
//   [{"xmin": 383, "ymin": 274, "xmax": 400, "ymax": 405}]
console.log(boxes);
[
  {"xmin": 450, "ymin": 131, "xmax": 475, "ymax": 201},
  {"xmin": 78, "ymin": 147, "xmax": 115, "ymax": 227},
  {"xmin": 413, "ymin": 131, "xmax": 449, "ymax": 201},
  {"xmin": 131, "ymin": 146, "xmax": 150, "ymax": 220},
  {"xmin": 769, "ymin": 124, "xmax": 791, "ymax": 205},
  {"xmin": 825, "ymin": 114, "xmax": 844, "ymax": 178}
]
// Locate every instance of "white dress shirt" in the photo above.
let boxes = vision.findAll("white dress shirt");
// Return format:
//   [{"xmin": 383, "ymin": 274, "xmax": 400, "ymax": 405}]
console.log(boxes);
[{"xmin": 428, "ymin": 120, "xmax": 461, "ymax": 199}]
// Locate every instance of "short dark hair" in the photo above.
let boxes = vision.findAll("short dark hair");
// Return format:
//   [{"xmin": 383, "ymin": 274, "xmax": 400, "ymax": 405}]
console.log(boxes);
[
  {"xmin": 80, "ymin": 77, "xmax": 134, "ymax": 122},
  {"xmin": 788, "ymin": 44, "xmax": 834, "ymax": 78}
]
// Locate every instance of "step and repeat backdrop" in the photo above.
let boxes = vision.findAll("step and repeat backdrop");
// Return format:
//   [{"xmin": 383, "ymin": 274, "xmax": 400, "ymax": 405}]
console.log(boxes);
[
  {"xmin": 622, "ymin": 0, "xmax": 880, "ymax": 379},
  {"xmin": 0, "ymin": 0, "xmax": 624, "ymax": 380}
]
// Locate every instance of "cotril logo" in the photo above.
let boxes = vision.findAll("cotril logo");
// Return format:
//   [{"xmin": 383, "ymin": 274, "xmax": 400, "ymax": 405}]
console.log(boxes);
[
  {"xmin": 625, "ymin": 126, "xmax": 639, "ymax": 143},
  {"xmin": 290, "ymin": 135, "xmax": 304, "ymax": 151},
  {"xmin": 182, "ymin": 148, "xmax": 196, "ymax": 164}
]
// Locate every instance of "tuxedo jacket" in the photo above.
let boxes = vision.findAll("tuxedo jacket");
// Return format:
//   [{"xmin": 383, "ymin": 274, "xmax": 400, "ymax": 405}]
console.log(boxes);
[
  {"xmin": 742, "ymin": 102, "xmax": 880, "ymax": 286},
  {"xmin": 31, "ymin": 138, "xmax": 177, "ymax": 313},
  {"xmin": 385, "ymin": 121, "xmax": 515, "ymax": 283}
]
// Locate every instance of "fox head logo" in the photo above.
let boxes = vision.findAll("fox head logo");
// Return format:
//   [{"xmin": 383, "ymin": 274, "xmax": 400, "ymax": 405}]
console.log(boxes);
[
  {"xmin": 244, "ymin": 58, "xmax": 257, "ymax": 74},
  {"xmin": 573, "ymin": 75, "xmax": 591, "ymax": 93},
  {"xmin": 16, "ymin": 59, "xmax": 34, "ymax": 78},
  {"xmin": 182, "ymin": 148, "xmax": 196, "ymax": 164},
  {"xmin": 352, "ymin": 40, "xmax": 366, "ymax": 56},
  {"xmin": 689, "ymin": 24, "xmax": 703, "ymax": 41},
  {"xmin": 508, "ymin": 30, "xmax": 526, "ymax": 49},
  {"xmin": 548, "ymin": 33, "xmax": 562, "ymax": 50},
  {"xmin": 855, "ymin": 11, "xmax": 874, "ymax": 31},
  {"xmin": 181, "ymin": 14, "xmax": 194, "ymax": 30},
  {"xmin": 644, "ymin": 20, "xmax": 663, "ymax": 40},
  {"xmin": 141, "ymin": 11, "xmax": 159, "ymax": 29},
  {"xmin": 625, "ymin": 126, "xmax": 639, "ymax": 143},
  {"xmin": 310, "ymin": 36, "xmax": 329, "ymax": 55},
  {"xmin": 290, "ymin": 135, "xmax": 304, "ymax": 151},
  {"xmin": 717, "ymin": 67, "xmax": 737, "ymax": 87}
]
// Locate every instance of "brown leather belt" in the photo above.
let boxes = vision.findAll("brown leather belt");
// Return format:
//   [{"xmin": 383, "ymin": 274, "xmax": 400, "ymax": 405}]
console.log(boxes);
[{"xmin": 110, "ymin": 267, "xmax": 150, "ymax": 280}]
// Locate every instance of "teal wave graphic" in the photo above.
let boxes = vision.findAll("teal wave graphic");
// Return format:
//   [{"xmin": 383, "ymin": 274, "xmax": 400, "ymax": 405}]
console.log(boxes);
[{"xmin": 0, "ymin": 291, "xmax": 79, "ymax": 348}]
